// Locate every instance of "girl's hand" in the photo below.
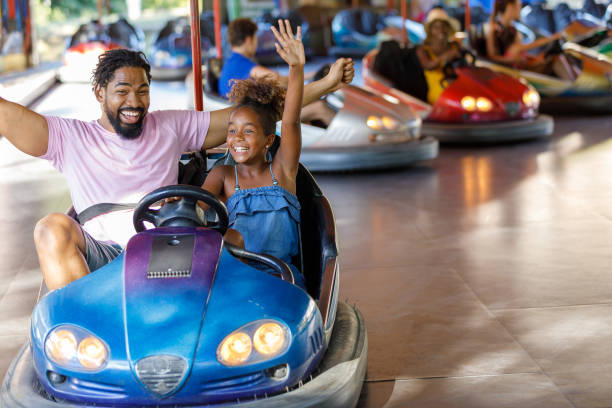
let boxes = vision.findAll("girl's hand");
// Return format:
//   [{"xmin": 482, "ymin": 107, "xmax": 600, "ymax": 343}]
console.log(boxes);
[{"xmin": 271, "ymin": 19, "xmax": 305, "ymax": 67}]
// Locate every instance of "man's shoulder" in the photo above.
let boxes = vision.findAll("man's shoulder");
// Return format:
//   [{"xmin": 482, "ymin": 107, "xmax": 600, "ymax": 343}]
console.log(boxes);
[
  {"xmin": 45, "ymin": 115, "xmax": 100, "ymax": 135},
  {"xmin": 146, "ymin": 110, "xmax": 208, "ymax": 121},
  {"xmin": 46, "ymin": 115, "xmax": 95, "ymax": 127}
]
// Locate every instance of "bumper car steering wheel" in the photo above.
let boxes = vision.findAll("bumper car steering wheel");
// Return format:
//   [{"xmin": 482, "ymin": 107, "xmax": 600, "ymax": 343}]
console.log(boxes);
[{"xmin": 133, "ymin": 184, "xmax": 229, "ymax": 234}]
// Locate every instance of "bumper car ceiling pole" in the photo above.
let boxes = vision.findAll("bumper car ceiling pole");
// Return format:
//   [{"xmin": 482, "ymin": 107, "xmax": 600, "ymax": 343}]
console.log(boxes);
[
  {"xmin": 214, "ymin": 0, "xmax": 222, "ymax": 59},
  {"xmin": 190, "ymin": 0, "xmax": 204, "ymax": 111},
  {"xmin": 352, "ymin": 0, "xmax": 358, "ymax": 8},
  {"xmin": 97, "ymin": 0, "xmax": 103, "ymax": 20},
  {"xmin": 387, "ymin": 0, "xmax": 394, "ymax": 12}
]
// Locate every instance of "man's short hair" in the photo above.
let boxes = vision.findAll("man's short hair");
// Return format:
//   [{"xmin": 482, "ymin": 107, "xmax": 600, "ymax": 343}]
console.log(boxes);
[
  {"xmin": 92, "ymin": 48, "xmax": 152, "ymax": 89},
  {"xmin": 227, "ymin": 18, "xmax": 258, "ymax": 47}
]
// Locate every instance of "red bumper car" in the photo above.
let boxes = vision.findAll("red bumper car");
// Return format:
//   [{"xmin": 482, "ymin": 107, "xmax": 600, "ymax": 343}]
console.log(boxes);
[{"xmin": 363, "ymin": 43, "xmax": 554, "ymax": 143}]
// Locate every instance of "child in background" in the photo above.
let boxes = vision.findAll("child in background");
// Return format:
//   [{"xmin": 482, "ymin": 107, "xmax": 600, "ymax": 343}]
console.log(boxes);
[
  {"xmin": 416, "ymin": 8, "xmax": 462, "ymax": 104},
  {"xmin": 201, "ymin": 20, "xmax": 307, "ymax": 289}
]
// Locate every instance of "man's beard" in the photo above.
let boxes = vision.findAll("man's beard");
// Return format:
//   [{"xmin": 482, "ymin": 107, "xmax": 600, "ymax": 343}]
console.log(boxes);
[{"xmin": 105, "ymin": 106, "xmax": 146, "ymax": 140}]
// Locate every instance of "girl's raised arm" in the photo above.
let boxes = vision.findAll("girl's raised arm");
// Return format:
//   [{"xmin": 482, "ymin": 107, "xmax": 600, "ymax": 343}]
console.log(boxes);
[{"xmin": 270, "ymin": 20, "xmax": 305, "ymax": 177}]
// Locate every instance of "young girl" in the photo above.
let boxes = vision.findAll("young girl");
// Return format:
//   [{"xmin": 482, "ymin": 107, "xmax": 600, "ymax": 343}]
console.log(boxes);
[
  {"xmin": 485, "ymin": 0, "xmax": 579, "ymax": 80},
  {"xmin": 416, "ymin": 8, "xmax": 463, "ymax": 104},
  {"xmin": 201, "ymin": 20, "xmax": 306, "ymax": 289}
]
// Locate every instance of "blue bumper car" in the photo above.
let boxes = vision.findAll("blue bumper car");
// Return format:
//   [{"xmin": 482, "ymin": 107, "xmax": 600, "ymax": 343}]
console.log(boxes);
[
  {"xmin": 149, "ymin": 16, "xmax": 217, "ymax": 80},
  {"xmin": 255, "ymin": 11, "xmax": 312, "ymax": 65},
  {"xmin": 1, "ymin": 163, "xmax": 367, "ymax": 407},
  {"xmin": 330, "ymin": 8, "xmax": 397, "ymax": 57}
]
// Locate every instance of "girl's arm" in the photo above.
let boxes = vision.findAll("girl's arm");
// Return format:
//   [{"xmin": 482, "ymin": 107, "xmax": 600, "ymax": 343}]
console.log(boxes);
[
  {"xmin": 508, "ymin": 32, "xmax": 563, "ymax": 56},
  {"xmin": 198, "ymin": 166, "xmax": 226, "ymax": 212},
  {"xmin": 199, "ymin": 166, "xmax": 243, "ymax": 245},
  {"xmin": 270, "ymin": 19, "xmax": 305, "ymax": 177}
]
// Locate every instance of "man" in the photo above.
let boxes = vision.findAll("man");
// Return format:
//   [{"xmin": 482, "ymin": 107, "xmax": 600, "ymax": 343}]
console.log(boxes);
[
  {"xmin": 0, "ymin": 44, "xmax": 353, "ymax": 291},
  {"xmin": 218, "ymin": 17, "xmax": 339, "ymax": 126}
]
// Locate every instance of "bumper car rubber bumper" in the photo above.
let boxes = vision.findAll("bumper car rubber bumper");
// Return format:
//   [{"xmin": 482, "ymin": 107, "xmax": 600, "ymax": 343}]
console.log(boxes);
[
  {"xmin": 1, "ymin": 302, "xmax": 367, "ymax": 408},
  {"xmin": 423, "ymin": 115, "xmax": 554, "ymax": 144},
  {"xmin": 301, "ymin": 136, "xmax": 439, "ymax": 172}
]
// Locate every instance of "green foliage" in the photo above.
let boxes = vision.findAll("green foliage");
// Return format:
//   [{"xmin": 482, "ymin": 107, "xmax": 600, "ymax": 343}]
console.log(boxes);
[
  {"xmin": 46, "ymin": 0, "xmax": 126, "ymax": 18},
  {"xmin": 142, "ymin": 0, "xmax": 187, "ymax": 9},
  {"xmin": 36, "ymin": 0, "xmax": 188, "ymax": 22}
]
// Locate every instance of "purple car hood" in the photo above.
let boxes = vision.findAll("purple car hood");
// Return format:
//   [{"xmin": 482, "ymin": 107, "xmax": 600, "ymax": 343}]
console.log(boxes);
[{"xmin": 122, "ymin": 227, "xmax": 222, "ymax": 388}]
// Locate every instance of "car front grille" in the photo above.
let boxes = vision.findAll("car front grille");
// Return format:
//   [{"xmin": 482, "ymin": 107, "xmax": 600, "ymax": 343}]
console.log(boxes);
[
  {"xmin": 135, "ymin": 355, "xmax": 188, "ymax": 397},
  {"xmin": 505, "ymin": 102, "xmax": 520, "ymax": 117}
]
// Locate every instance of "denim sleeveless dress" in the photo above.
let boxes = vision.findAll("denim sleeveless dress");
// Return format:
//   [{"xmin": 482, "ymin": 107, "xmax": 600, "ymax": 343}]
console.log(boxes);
[{"xmin": 226, "ymin": 164, "xmax": 305, "ymax": 289}]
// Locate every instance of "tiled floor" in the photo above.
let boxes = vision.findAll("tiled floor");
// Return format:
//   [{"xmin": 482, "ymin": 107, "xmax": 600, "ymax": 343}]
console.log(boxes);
[
  {"xmin": 316, "ymin": 116, "xmax": 612, "ymax": 407},
  {"xmin": 2, "ymin": 80, "xmax": 612, "ymax": 407}
]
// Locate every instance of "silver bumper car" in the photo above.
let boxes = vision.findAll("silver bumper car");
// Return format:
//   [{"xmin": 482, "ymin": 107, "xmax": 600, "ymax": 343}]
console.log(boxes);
[{"xmin": 187, "ymin": 59, "xmax": 438, "ymax": 172}]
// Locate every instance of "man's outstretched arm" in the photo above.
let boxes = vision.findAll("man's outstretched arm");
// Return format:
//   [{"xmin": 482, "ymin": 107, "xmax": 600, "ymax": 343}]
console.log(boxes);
[
  {"xmin": 204, "ymin": 58, "xmax": 354, "ymax": 150},
  {"xmin": 0, "ymin": 97, "xmax": 49, "ymax": 157}
]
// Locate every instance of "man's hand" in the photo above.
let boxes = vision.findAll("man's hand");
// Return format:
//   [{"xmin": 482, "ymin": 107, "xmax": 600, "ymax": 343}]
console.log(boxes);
[{"xmin": 326, "ymin": 58, "xmax": 355, "ymax": 92}]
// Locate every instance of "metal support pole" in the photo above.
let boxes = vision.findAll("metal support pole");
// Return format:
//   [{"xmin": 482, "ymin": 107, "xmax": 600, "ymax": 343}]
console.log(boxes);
[
  {"xmin": 190, "ymin": 0, "xmax": 204, "ymax": 111},
  {"xmin": 213, "ymin": 0, "xmax": 222, "ymax": 59}
]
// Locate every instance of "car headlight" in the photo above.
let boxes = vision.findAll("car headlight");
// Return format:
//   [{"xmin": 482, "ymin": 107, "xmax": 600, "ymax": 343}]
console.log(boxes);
[
  {"xmin": 46, "ymin": 329, "xmax": 77, "ymax": 363},
  {"xmin": 522, "ymin": 88, "xmax": 540, "ymax": 108},
  {"xmin": 367, "ymin": 115, "xmax": 399, "ymax": 131},
  {"xmin": 381, "ymin": 116, "xmax": 398, "ymax": 130},
  {"xmin": 217, "ymin": 320, "xmax": 291, "ymax": 367},
  {"xmin": 219, "ymin": 332, "xmax": 252, "ymax": 366},
  {"xmin": 45, "ymin": 325, "xmax": 109, "ymax": 371},
  {"xmin": 366, "ymin": 115, "xmax": 382, "ymax": 130},
  {"xmin": 462, "ymin": 96, "xmax": 494, "ymax": 112},
  {"xmin": 461, "ymin": 96, "xmax": 476, "ymax": 111},
  {"xmin": 78, "ymin": 337, "xmax": 108, "ymax": 369},
  {"xmin": 253, "ymin": 322, "xmax": 286, "ymax": 355},
  {"xmin": 476, "ymin": 97, "xmax": 493, "ymax": 112}
]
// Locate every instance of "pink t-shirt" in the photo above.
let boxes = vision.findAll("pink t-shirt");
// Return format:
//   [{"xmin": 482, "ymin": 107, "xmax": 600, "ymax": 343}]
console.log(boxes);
[{"xmin": 42, "ymin": 110, "xmax": 210, "ymax": 246}]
